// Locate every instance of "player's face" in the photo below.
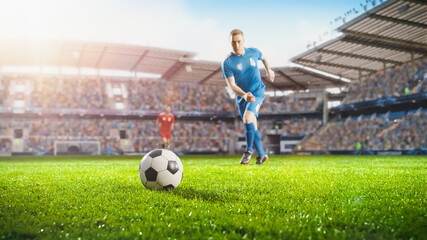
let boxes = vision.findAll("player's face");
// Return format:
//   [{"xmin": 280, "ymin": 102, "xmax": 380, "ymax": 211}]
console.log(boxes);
[
  {"xmin": 166, "ymin": 107, "xmax": 171, "ymax": 113},
  {"xmin": 231, "ymin": 34, "xmax": 245, "ymax": 56}
]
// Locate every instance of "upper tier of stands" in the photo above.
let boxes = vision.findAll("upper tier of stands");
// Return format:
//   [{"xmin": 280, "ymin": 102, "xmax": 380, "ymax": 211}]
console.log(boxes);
[{"xmin": 342, "ymin": 59, "xmax": 427, "ymax": 104}]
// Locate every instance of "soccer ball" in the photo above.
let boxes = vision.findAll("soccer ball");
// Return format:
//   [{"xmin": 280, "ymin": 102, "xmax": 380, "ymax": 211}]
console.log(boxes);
[{"xmin": 139, "ymin": 149, "xmax": 183, "ymax": 190}]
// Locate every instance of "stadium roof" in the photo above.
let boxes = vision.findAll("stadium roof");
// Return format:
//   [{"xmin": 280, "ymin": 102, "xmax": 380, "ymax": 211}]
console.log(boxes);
[
  {"xmin": 290, "ymin": 0, "xmax": 427, "ymax": 80},
  {"xmin": 262, "ymin": 66, "xmax": 347, "ymax": 90},
  {"xmin": 0, "ymin": 39, "xmax": 196, "ymax": 78},
  {"xmin": 168, "ymin": 61, "xmax": 346, "ymax": 90},
  {"xmin": 0, "ymin": 39, "xmax": 346, "ymax": 90}
]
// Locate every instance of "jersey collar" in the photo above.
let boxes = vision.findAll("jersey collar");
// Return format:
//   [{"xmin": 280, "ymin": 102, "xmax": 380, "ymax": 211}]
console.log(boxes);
[{"xmin": 232, "ymin": 47, "xmax": 246, "ymax": 57}]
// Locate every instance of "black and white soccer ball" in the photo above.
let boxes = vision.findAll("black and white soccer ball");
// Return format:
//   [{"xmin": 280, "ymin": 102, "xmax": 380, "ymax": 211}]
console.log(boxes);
[{"xmin": 139, "ymin": 149, "xmax": 183, "ymax": 190}]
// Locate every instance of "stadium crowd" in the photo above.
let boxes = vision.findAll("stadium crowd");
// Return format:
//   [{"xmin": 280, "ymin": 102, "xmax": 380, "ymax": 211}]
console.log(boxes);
[
  {"xmin": 1, "ymin": 58, "xmax": 426, "ymax": 155},
  {"xmin": 30, "ymin": 76, "xmax": 107, "ymax": 109},
  {"xmin": 261, "ymin": 96, "xmax": 320, "ymax": 113},
  {"xmin": 1, "ymin": 74, "xmax": 322, "ymax": 114},
  {"xmin": 300, "ymin": 110, "xmax": 427, "ymax": 151},
  {"xmin": 276, "ymin": 118, "xmax": 322, "ymax": 136},
  {"xmin": 0, "ymin": 75, "xmax": 234, "ymax": 112},
  {"xmin": 125, "ymin": 79, "xmax": 234, "ymax": 112},
  {"xmin": 0, "ymin": 118, "xmax": 231, "ymax": 154},
  {"xmin": 0, "ymin": 74, "xmax": 325, "ymax": 155},
  {"xmin": 0, "ymin": 138, "xmax": 11, "ymax": 154},
  {"xmin": 236, "ymin": 117, "xmax": 323, "ymax": 137},
  {"xmin": 342, "ymin": 59, "xmax": 427, "ymax": 104},
  {"xmin": 0, "ymin": 75, "xmax": 9, "ymax": 107}
]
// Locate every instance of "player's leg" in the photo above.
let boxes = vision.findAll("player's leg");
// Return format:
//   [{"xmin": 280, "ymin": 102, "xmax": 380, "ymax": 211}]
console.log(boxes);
[
  {"xmin": 254, "ymin": 125, "xmax": 268, "ymax": 164},
  {"xmin": 166, "ymin": 134, "xmax": 171, "ymax": 150},
  {"xmin": 246, "ymin": 96, "xmax": 269, "ymax": 165},
  {"xmin": 243, "ymin": 109, "xmax": 256, "ymax": 154},
  {"xmin": 237, "ymin": 99, "xmax": 254, "ymax": 164},
  {"xmin": 161, "ymin": 137, "xmax": 168, "ymax": 149},
  {"xmin": 247, "ymin": 114, "xmax": 268, "ymax": 162}
]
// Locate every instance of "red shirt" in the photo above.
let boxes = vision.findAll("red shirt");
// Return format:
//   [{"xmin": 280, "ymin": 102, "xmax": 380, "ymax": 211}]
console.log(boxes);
[{"xmin": 157, "ymin": 113, "xmax": 175, "ymax": 134}]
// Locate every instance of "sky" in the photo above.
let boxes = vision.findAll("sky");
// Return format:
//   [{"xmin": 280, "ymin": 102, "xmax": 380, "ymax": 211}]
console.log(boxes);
[{"xmin": 0, "ymin": 0, "xmax": 381, "ymax": 67}]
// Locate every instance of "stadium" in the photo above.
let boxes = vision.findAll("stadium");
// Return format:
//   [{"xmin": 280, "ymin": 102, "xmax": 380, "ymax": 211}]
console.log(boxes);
[{"xmin": 0, "ymin": 0, "xmax": 426, "ymax": 239}]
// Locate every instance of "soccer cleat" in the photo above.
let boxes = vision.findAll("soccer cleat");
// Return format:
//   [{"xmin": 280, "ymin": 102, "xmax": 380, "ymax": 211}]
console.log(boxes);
[
  {"xmin": 240, "ymin": 150, "xmax": 253, "ymax": 165},
  {"xmin": 256, "ymin": 155, "xmax": 269, "ymax": 165}
]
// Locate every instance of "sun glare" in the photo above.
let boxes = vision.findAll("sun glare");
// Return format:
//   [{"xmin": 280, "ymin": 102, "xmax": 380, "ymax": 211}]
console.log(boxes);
[
  {"xmin": 0, "ymin": 66, "xmax": 161, "ymax": 78},
  {"xmin": 0, "ymin": 0, "xmax": 59, "ymax": 39}
]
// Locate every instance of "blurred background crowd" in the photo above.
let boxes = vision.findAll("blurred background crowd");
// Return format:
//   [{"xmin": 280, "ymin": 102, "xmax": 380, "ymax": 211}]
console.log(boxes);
[
  {"xmin": 301, "ymin": 110, "xmax": 427, "ymax": 151},
  {"xmin": 0, "ymin": 118, "xmax": 232, "ymax": 154},
  {"xmin": 342, "ymin": 59, "xmax": 427, "ymax": 104},
  {"xmin": 0, "ymin": 59, "xmax": 426, "ymax": 154}
]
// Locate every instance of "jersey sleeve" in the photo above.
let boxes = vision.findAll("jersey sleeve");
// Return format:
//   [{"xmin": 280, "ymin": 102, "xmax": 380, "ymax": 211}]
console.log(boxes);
[
  {"xmin": 221, "ymin": 59, "xmax": 233, "ymax": 79},
  {"xmin": 171, "ymin": 115, "xmax": 175, "ymax": 123},
  {"xmin": 256, "ymin": 48, "xmax": 263, "ymax": 60}
]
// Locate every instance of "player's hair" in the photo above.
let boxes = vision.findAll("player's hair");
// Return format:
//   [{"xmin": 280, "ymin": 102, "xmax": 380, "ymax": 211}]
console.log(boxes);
[{"xmin": 230, "ymin": 29, "xmax": 244, "ymax": 38}]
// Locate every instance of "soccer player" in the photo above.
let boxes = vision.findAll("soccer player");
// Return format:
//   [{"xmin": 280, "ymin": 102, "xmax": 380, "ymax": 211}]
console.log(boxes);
[
  {"xmin": 156, "ymin": 106, "xmax": 175, "ymax": 149},
  {"xmin": 221, "ymin": 29, "xmax": 275, "ymax": 165}
]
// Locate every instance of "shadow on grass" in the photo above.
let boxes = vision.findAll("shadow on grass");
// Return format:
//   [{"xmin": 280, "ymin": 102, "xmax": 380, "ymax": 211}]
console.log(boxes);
[
  {"xmin": 170, "ymin": 186, "xmax": 238, "ymax": 203},
  {"xmin": 6, "ymin": 231, "xmax": 37, "ymax": 240}
]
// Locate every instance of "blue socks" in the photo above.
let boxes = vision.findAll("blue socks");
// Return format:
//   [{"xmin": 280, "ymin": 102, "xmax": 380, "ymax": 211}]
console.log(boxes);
[
  {"xmin": 254, "ymin": 130, "xmax": 266, "ymax": 157},
  {"xmin": 244, "ymin": 123, "xmax": 255, "ymax": 152},
  {"xmin": 244, "ymin": 123, "xmax": 266, "ymax": 156}
]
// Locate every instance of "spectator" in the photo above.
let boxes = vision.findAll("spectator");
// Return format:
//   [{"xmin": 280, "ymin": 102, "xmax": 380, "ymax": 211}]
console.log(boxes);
[
  {"xmin": 300, "ymin": 111, "xmax": 427, "ymax": 151},
  {"xmin": 342, "ymin": 59, "xmax": 427, "ymax": 104},
  {"xmin": 0, "ymin": 117, "xmax": 233, "ymax": 154}
]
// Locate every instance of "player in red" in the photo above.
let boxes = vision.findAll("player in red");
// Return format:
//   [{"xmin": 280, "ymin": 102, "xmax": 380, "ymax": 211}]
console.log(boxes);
[{"xmin": 156, "ymin": 106, "xmax": 175, "ymax": 149}]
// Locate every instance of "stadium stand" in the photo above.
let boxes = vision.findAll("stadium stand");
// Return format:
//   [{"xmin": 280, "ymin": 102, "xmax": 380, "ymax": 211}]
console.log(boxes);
[
  {"xmin": 1, "ymin": 73, "xmax": 335, "ymax": 114},
  {"xmin": 0, "ymin": 75, "xmax": 9, "ymax": 107},
  {"xmin": 342, "ymin": 59, "xmax": 427, "ymax": 104},
  {"xmin": 0, "ymin": 72, "xmax": 327, "ymax": 155},
  {"xmin": 291, "ymin": 0, "xmax": 426, "ymax": 81},
  {"xmin": 1, "ymin": 70, "xmax": 334, "ymax": 149},
  {"xmin": 0, "ymin": 0, "xmax": 425, "ymax": 156},
  {"xmin": 125, "ymin": 79, "xmax": 235, "ymax": 112},
  {"xmin": 291, "ymin": 0, "xmax": 426, "ymax": 155},
  {"xmin": 262, "ymin": 95, "xmax": 321, "ymax": 113},
  {"xmin": 0, "ymin": 117, "xmax": 232, "ymax": 154},
  {"xmin": 295, "ymin": 57, "xmax": 427, "ymax": 154},
  {"xmin": 1, "ymin": 74, "xmax": 234, "ymax": 112},
  {"xmin": 236, "ymin": 117, "xmax": 323, "ymax": 139},
  {"xmin": 0, "ymin": 138, "xmax": 11, "ymax": 155},
  {"xmin": 300, "ymin": 108, "xmax": 427, "ymax": 153}
]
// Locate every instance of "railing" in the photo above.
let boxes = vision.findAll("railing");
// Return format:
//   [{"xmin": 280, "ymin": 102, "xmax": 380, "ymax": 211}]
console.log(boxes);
[{"xmin": 331, "ymin": 92, "xmax": 427, "ymax": 113}]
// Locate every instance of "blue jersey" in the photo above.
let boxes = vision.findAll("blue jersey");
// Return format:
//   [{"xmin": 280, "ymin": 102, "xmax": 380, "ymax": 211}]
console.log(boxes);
[{"xmin": 221, "ymin": 47, "xmax": 265, "ymax": 98}]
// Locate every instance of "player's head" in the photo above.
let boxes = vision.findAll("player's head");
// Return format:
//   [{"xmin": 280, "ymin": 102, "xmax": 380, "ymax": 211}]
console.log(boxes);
[
  {"xmin": 229, "ymin": 29, "xmax": 245, "ymax": 56},
  {"xmin": 165, "ymin": 106, "xmax": 171, "ymax": 113}
]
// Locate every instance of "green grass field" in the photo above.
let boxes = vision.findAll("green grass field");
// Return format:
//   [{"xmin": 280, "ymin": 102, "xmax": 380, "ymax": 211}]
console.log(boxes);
[{"xmin": 1, "ymin": 155, "xmax": 426, "ymax": 240}]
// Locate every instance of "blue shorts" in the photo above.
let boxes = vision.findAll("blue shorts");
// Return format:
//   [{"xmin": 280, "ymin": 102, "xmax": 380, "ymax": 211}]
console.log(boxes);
[{"xmin": 236, "ymin": 95, "xmax": 265, "ymax": 120}]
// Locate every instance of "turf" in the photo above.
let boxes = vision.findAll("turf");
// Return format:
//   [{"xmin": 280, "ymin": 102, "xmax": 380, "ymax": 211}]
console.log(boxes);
[{"xmin": 0, "ymin": 155, "xmax": 426, "ymax": 240}]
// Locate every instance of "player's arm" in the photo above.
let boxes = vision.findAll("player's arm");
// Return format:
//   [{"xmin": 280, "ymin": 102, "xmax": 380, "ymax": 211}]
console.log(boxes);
[
  {"xmin": 261, "ymin": 55, "xmax": 275, "ymax": 82},
  {"xmin": 224, "ymin": 76, "xmax": 255, "ymax": 102},
  {"xmin": 171, "ymin": 122, "xmax": 174, "ymax": 131}
]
